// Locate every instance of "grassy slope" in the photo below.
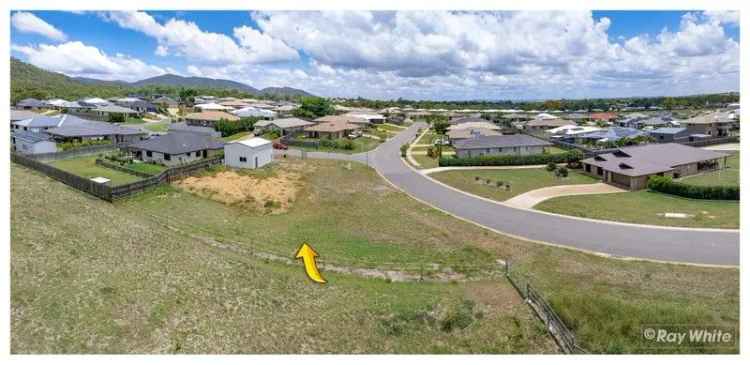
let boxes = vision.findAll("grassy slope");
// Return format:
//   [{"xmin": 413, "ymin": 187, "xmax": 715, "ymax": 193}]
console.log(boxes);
[
  {"xmin": 535, "ymin": 190, "xmax": 739, "ymax": 229},
  {"xmin": 11, "ymin": 165, "xmax": 553, "ymax": 354},
  {"xmin": 49, "ymin": 156, "xmax": 142, "ymax": 186},
  {"xmin": 680, "ymin": 153, "xmax": 739, "ymax": 187},
  {"xmin": 431, "ymin": 168, "xmax": 599, "ymax": 201},
  {"xmin": 11, "ymin": 159, "xmax": 739, "ymax": 353}
]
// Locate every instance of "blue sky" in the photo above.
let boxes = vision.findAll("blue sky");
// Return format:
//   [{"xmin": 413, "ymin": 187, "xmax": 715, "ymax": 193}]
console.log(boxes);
[{"xmin": 11, "ymin": 10, "xmax": 740, "ymax": 100}]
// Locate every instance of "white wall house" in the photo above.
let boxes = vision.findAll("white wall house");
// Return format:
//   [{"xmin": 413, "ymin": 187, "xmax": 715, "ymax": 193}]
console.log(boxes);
[{"xmin": 225, "ymin": 137, "xmax": 273, "ymax": 169}]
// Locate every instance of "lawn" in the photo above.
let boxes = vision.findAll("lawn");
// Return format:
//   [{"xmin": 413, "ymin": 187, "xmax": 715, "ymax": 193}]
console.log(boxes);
[
  {"xmin": 49, "ymin": 156, "xmax": 143, "ymax": 186},
  {"xmin": 221, "ymin": 131, "xmax": 252, "ymax": 142},
  {"xmin": 143, "ymin": 120, "xmax": 170, "ymax": 133},
  {"xmin": 10, "ymin": 160, "xmax": 739, "ymax": 353},
  {"xmin": 124, "ymin": 161, "xmax": 167, "ymax": 175},
  {"xmin": 679, "ymin": 153, "xmax": 739, "ymax": 187},
  {"xmin": 123, "ymin": 117, "xmax": 146, "ymax": 124},
  {"xmin": 535, "ymin": 190, "xmax": 739, "ymax": 229},
  {"xmin": 416, "ymin": 130, "xmax": 437, "ymax": 145},
  {"xmin": 431, "ymin": 168, "xmax": 599, "ymax": 201},
  {"xmin": 411, "ymin": 154, "xmax": 439, "ymax": 169},
  {"xmin": 295, "ymin": 137, "xmax": 382, "ymax": 154}
]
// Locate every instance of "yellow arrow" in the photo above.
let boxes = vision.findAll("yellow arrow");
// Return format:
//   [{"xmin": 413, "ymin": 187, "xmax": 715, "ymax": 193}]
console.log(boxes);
[{"xmin": 295, "ymin": 243, "xmax": 327, "ymax": 284}]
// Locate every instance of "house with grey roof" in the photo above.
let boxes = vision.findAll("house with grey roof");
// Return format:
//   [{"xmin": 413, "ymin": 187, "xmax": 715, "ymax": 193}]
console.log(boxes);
[
  {"xmin": 11, "ymin": 130, "xmax": 57, "ymax": 155},
  {"xmin": 127, "ymin": 133, "xmax": 224, "ymax": 167},
  {"xmin": 254, "ymin": 117, "xmax": 315, "ymax": 136},
  {"xmin": 115, "ymin": 99, "xmax": 158, "ymax": 114},
  {"xmin": 575, "ymin": 127, "xmax": 646, "ymax": 144},
  {"xmin": 447, "ymin": 128, "xmax": 502, "ymax": 144},
  {"xmin": 12, "ymin": 114, "xmax": 146, "ymax": 144},
  {"xmin": 581, "ymin": 143, "xmax": 729, "ymax": 190},
  {"xmin": 648, "ymin": 127, "xmax": 691, "ymax": 143},
  {"xmin": 16, "ymin": 98, "xmax": 46, "ymax": 110},
  {"xmin": 453, "ymin": 134, "xmax": 552, "ymax": 158},
  {"xmin": 680, "ymin": 111, "xmax": 736, "ymax": 138},
  {"xmin": 10, "ymin": 109, "xmax": 42, "ymax": 122},
  {"xmin": 168, "ymin": 122, "xmax": 221, "ymax": 138},
  {"xmin": 94, "ymin": 105, "xmax": 140, "ymax": 119}
]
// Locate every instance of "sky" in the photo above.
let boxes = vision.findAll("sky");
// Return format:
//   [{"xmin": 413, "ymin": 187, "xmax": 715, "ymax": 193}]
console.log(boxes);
[{"xmin": 10, "ymin": 10, "xmax": 741, "ymax": 101}]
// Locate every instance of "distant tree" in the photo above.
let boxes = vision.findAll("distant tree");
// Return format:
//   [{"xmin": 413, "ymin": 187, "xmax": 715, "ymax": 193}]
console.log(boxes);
[
  {"xmin": 179, "ymin": 88, "xmax": 198, "ymax": 106},
  {"xmin": 293, "ymin": 97, "xmax": 334, "ymax": 119},
  {"xmin": 433, "ymin": 120, "xmax": 450, "ymax": 136},
  {"xmin": 107, "ymin": 113, "xmax": 125, "ymax": 123}
]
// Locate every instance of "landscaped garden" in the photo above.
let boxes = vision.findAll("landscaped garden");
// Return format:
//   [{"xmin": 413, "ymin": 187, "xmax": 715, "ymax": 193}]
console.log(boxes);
[
  {"xmin": 430, "ymin": 167, "xmax": 598, "ymax": 202},
  {"xmin": 292, "ymin": 136, "xmax": 382, "ymax": 154}
]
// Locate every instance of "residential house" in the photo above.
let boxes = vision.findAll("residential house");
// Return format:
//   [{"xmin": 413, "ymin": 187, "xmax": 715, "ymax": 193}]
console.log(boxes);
[
  {"xmin": 15, "ymin": 98, "xmax": 45, "ymax": 110},
  {"xmin": 447, "ymin": 128, "xmax": 502, "ymax": 144},
  {"xmin": 315, "ymin": 114, "xmax": 370, "ymax": 127},
  {"xmin": 116, "ymin": 99, "xmax": 158, "ymax": 114},
  {"xmin": 194, "ymin": 102, "xmax": 234, "ymax": 112},
  {"xmin": 224, "ymin": 137, "xmax": 273, "ymax": 169},
  {"xmin": 575, "ymin": 127, "xmax": 646, "ymax": 145},
  {"xmin": 127, "ymin": 133, "xmax": 224, "ymax": 166},
  {"xmin": 94, "ymin": 105, "xmax": 140, "ymax": 119},
  {"xmin": 254, "ymin": 118, "xmax": 315, "ymax": 136},
  {"xmin": 11, "ymin": 130, "xmax": 57, "ymax": 154},
  {"xmin": 453, "ymin": 134, "xmax": 552, "ymax": 158},
  {"xmin": 648, "ymin": 127, "xmax": 691, "ymax": 143},
  {"xmin": 167, "ymin": 122, "xmax": 221, "ymax": 138},
  {"xmin": 184, "ymin": 111, "xmax": 240, "ymax": 127},
  {"xmin": 447, "ymin": 116, "xmax": 492, "ymax": 125},
  {"xmin": 447, "ymin": 121, "xmax": 500, "ymax": 131},
  {"xmin": 523, "ymin": 118, "xmax": 576, "ymax": 132},
  {"xmin": 343, "ymin": 112, "xmax": 387, "ymax": 124},
  {"xmin": 232, "ymin": 106, "xmax": 277, "ymax": 120},
  {"xmin": 680, "ymin": 111, "xmax": 735, "ymax": 138},
  {"xmin": 79, "ymin": 97, "xmax": 111, "ymax": 108},
  {"xmin": 12, "ymin": 114, "xmax": 145, "ymax": 144},
  {"xmin": 304, "ymin": 119, "xmax": 363, "ymax": 139},
  {"xmin": 152, "ymin": 96, "xmax": 179, "ymax": 108},
  {"xmin": 10, "ymin": 109, "xmax": 42, "ymax": 122},
  {"xmin": 589, "ymin": 112, "xmax": 618, "ymax": 123},
  {"xmin": 581, "ymin": 143, "xmax": 729, "ymax": 190},
  {"xmin": 44, "ymin": 99, "xmax": 69, "ymax": 109}
]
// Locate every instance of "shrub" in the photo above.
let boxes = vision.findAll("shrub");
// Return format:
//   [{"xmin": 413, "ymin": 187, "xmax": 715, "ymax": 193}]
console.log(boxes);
[
  {"xmin": 556, "ymin": 166, "xmax": 569, "ymax": 178},
  {"xmin": 426, "ymin": 146, "xmax": 436, "ymax": 158},
  {"xmin": 648, "ymin": 175, "xmax": 739, "ymax": 200},
  {"xmin": 439, "ymin": 150, "xmax": 580, "ymax": 167},
  {"xmin": 400, "ymin": 144, "xmax": 409, "ymax": 157},
  {"xmin": 546, "ymin": 162, "xmax": 557, "ymax": 171}
]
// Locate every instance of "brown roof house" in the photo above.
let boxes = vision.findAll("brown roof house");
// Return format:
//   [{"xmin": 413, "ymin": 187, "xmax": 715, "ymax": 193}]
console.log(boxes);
[
  {"xmin": 523, "ymin": 118, "xmax": 576, "ymax": 132},
  {"xmin": 581, "ymin": 143, "xmax": 729, "ymax": 190},
  {"xmin": 305, "ymin": 118, "xmax": 364, "ymax": 139},
  {"xmin": 453, "ymin": 134, "xmax": 552, "ymax": 158},
  {"xmin": 184, "ymin": 111, "xmax": 240, "ymax": 127},
  {"xmin": 315, "ymin": 114, "xmax": 370, "ymax": 127}
]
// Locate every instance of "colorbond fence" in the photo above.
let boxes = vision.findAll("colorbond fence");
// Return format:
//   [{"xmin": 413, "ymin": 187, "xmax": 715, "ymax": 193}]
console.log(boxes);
[
  {"xmin": 12, "ymin": 151, "xmax": 224, "ymax": 201},
  {"xmin": 32, "ymin": 144, "xmax": 118, "ymax": 162},
  {"xmin": 11, "ymin": 152, "xmax": 113, "ymax": 200}
]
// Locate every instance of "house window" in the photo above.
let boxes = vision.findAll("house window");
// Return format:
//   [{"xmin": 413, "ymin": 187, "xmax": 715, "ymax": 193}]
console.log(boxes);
[
  {"xmin": 239, "ymin": 156, "xmax": 247, "ymax": 162},
  {"xmin": 164, "ymin": 153, "xmax": 171, "ymax": 161},
  {"xmin": 146, "ymin": 151, "xmax": 152, "ymax": 157},
  {"xmin": 596, "ymin": 167, "xmax": 603, "ymax": 176},
  {"xmin": 486, "ymin": 148, "xmax": 491, "ymax": 153}
]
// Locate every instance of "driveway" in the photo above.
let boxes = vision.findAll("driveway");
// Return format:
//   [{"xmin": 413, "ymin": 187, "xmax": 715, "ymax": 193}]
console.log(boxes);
[
  {"xmin": 503, "ymin": 183, "xmax": 625, "ymax": 209},
  {"xmin": 368, "ymin": 122, "xmax": 739, "ymax": 266}
]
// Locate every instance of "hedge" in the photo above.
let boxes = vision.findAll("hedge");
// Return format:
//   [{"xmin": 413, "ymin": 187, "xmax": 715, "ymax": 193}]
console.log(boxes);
[
  {"xmin": 647, "ymin": 175, "xmax": 739, "ymax": 200},
  {"xmin": 439, "ymin": 150, "xmax": 582, "ymax": 167}
]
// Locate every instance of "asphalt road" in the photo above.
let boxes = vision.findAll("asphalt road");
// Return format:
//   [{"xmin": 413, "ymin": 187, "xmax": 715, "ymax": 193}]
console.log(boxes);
[{"xmin": 368, "ymin": 122, "xmax": 740, "ymax": 266}]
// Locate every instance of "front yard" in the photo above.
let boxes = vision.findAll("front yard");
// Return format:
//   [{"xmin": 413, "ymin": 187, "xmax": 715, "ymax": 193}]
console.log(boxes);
[
  {"xmin": 535, "ymin": 190, "xmax": 739, "ymax": 229},
  {"xmin": 430, "ymin": 168, "xmax": 599, "ymax": 201},
  {"xmin": 293, "ymin": 136, "xmax": 382, "ymax": 154}
]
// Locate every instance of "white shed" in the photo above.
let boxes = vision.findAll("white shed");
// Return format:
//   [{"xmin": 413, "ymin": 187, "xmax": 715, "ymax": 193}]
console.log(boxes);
[{"xmin": 224, "ymin": 137, "xmax": 273, "ymax": 169}]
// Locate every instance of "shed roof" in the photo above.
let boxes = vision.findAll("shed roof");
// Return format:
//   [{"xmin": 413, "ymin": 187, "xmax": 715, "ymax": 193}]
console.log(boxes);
[{"xmin": 582, "ymin": 143, "xmax": 728, "ymax": 177}]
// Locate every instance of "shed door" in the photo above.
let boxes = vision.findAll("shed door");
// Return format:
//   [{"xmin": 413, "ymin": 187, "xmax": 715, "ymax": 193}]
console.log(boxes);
[{"xmin": 254, "ymin": 156, "xmax": 258, "ymax": 168}]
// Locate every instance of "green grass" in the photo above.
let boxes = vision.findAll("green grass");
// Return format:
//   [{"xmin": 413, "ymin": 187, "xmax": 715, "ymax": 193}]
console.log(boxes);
[
  {"xmin": 123, "ymin": 117, "xmax": 146, "ymax": 124},
  {"xmin": 295, "ymin": 137, "xmax": 381, "ymax": 154},
  {"xmin": 143, "ymin": 121, "xmax": 170, "ymax": 133},
  {"xmin": 411, "ymin": 154, "xmax": 439, "ymax": 169},
  {"xmin": 535, "ymin": 190, "xmax": 739, "ymax": 229},
  {"xmin": 545, "ymin": 146, "xmax": 568, "ymax": 154},
  {"xmin": 680, "ymin": 153, "xmax": 739, "ymax": 187},
  {"xmin": 49, "ymin": 156, "xmax": 143, "ymax": 186},
  {"xmin": 431, "ymin": 168, "xmax": 599, "ymax": 201},
  {"xmin": 10, "ymin": 160, "xmax": 739, "ymax": 354},
  {"xmin": 11, "ymin": 164, "xmax": 554, "ymax": 354},
  {"xmin": 123, "ymin": 162, "xmax": 167, "ymax": 175},
  {"xmin": 416, "ymin": 130, "xmax": 437, "ymax": 145},
  {"xmin": 221, "ymin": 131, "xmax": 252, "ymax": 142}
]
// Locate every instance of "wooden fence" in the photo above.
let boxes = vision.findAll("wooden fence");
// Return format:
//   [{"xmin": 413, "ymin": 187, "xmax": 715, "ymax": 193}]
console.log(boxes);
[
  {"xmin": 109, "ymin": 155, "xmax": 224, "ymax": 200},
  {"xmin": 11, "ymin": 153, "xmax": 113, "ymax": 201},
  {"xmin": 32, "ymin": 144, "xmax": 118, "ymax": 162},
  {"xmin": 505, "ymin": 261, "xmax": 587, "ymax": 354}
]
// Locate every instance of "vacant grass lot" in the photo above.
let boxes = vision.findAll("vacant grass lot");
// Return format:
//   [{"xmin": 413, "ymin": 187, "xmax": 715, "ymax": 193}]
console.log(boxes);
[
  {"xmin": 295, "ymin": 137, "xmax": 382, "ymax": 154},
  {"xmin": 535, "ymin": 190, "xmax": 739, "ymax": 229},
  {"xmin": 680, "ymin": 153, "xmax": 739, "ymax": 187},
  {"xmin": 143, "ymin": 121, "xmax": 170, "ymax": 133},
  {"xmin": 11, "ymin": 159, "xmax": 739, "ymax": 353},
  {"xmin": 124, "ymin": 162, "xmax": 167, "ymax": 175},
  {"xmin": 11, "ymin": 165, "xmax": 554, "ymax": 354},
  {"xmin": 431, "ymin": 168, "xmax": 599, "ymax": 202},
  {"xmin": 49, "ymin": 156, "xmax": 143, "ymax": 186}
]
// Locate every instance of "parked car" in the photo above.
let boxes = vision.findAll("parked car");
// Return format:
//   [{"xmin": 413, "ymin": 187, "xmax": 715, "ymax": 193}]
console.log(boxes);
[
  {"xmin": 347, "ymin": 130, "xmax": 363, "ymax": 139},
  {"xmin": 273, "ymin": 142, "xmax": 288, "ymax": 150}
]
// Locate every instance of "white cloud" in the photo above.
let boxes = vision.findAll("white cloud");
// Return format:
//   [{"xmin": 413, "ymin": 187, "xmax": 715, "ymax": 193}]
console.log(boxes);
[
  {"xmin": 12, "ymin": 41, "xmax": 167, "ymax": 82},
  {"xmin": 101, "ymin": 11, "xmax": 298, "ymax": 65},
  {"xmin": 12, "ymin": 12, "xmax": 67, "ymax": 41},
  {"xmin": 703, "ymin": 10, "xmax": 739, "ymax": 25}
]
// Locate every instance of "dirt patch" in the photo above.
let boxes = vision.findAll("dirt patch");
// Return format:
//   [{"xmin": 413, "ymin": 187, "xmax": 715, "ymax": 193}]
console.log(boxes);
[
  {"xmin": 175, "ymin": 167, "xmax": 304, "ymax": 214},
  {"xmin": 464, "ymin": 280, "xmax": 524, "ymax": 316}
]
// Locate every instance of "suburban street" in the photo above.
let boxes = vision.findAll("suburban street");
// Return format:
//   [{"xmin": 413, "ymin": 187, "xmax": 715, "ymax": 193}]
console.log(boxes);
[{"xmin": 368, "ymin": 122, "xmax": 740, "ymax": 266}]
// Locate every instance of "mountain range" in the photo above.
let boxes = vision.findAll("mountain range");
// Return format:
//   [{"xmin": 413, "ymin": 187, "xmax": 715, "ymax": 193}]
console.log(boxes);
[{"xmin": 11, "ymin": 58, "xmax": 313, "ymax": 102}]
